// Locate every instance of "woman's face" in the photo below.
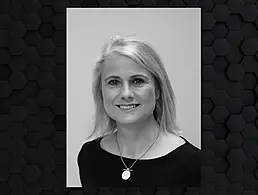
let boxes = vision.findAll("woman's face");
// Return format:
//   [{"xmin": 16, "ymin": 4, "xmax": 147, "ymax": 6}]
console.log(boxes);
[{"xmin": 101, "ymin": 52, "xmax": 158, "ymax": 125}]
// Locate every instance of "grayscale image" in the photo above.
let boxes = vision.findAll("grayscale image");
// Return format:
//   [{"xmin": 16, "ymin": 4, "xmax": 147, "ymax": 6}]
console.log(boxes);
[{"xmin": 67, "ymin": 8, "xmax": 201, "ymax": 188}]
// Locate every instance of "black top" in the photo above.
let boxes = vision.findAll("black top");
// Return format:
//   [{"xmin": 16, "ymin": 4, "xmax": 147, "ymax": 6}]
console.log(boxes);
[{"xmin": 77, "ymin": 136, "xmax": 201, "ymax": 189}]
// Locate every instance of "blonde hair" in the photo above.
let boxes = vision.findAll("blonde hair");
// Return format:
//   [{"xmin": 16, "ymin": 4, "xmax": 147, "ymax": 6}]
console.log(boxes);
[{"xmin": 87, "ymin": 35, "xmax": 182, "ymax": 140}]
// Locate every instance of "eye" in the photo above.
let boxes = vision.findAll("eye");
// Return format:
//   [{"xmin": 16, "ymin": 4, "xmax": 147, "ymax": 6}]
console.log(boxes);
[
  {"xmin": 132, "ymin": 78, "xmax": 145, "ymax": 85},
  {"xmin": 107, "ymin": 78, "xmax": 145, "ymax": 86},
  {"xmin": 108, "ymin": 80, "xmax": 119, "ymax": 86}
]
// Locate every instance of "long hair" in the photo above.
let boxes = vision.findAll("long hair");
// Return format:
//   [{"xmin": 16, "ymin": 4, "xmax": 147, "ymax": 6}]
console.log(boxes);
[{"xmin": 87, "ymin": 35, "xmax": 182, "ymax": 140}]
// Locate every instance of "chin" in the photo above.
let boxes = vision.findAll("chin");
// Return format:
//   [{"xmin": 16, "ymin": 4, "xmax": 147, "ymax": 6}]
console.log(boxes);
[
  {"xmin": 116, "ymin": 118, "xmax": 140, "ymax": 124},
  {"xmin": 116, "ymin": 114, "xmax": 152, "ymax": 125}
]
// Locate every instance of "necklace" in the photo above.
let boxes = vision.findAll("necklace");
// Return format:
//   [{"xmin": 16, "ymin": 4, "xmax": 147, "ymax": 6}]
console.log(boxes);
[{"xmin": 116, "ymin": 130, "xmax": 160, "ymax": 180}]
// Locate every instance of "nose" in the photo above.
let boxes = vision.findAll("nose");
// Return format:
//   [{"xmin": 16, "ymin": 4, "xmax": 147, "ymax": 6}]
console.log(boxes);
[{"xmin": 120, "ymin": 83, "xmax": 134, "ymax": 100}]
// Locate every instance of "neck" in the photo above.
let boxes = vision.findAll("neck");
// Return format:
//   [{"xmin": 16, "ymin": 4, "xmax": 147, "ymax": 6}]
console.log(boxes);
[{"xmin": 115, "ymin": 115, "xmax": 160, "ymax": 159}]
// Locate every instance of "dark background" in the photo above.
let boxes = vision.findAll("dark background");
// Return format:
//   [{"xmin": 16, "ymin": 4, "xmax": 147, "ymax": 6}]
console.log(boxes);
[{"xmin": 0, "ymin": 0, "xmax": 258, "ymax": 195}]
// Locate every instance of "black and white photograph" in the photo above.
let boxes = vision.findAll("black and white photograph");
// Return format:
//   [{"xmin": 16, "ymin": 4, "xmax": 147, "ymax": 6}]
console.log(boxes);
[{"xmin": 67, "ymin": 8, "xmax": 201, "ymax": 188}]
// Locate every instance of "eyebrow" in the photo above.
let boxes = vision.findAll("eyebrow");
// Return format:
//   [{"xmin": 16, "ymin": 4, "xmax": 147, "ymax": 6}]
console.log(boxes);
[{"xmin": 104, "ymin": 74, "xmax": 150, "ymax": 82}]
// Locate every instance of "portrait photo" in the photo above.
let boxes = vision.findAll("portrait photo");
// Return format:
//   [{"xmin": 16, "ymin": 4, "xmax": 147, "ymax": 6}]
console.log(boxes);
[{"xmin": 67, "ymin": 8, "xmax": 201, "ymax": 189}]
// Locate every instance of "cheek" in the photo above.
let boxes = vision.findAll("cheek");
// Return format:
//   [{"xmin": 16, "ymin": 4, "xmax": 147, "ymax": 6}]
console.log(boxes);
[
  {"xmin": 102, "ymin": 85, "xmax": 155, "ymax": 104},
  {"xmin": 141, "ymin": 87, "xmax": 155, "ymax": 102},
  {"xmin": 102, "ymin": 88, "xmax": 116, "ymax": 105}
]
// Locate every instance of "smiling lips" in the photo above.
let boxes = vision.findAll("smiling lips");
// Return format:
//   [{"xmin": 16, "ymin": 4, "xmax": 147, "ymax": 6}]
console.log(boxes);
[{"xmin": 116, "ymin": 104, "xmax": 140, "ymax": 110}]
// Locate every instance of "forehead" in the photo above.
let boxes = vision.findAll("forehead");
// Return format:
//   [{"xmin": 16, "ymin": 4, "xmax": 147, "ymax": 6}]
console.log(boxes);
[{"xmin": 102, "ymin": 52, "xmax": 152, "ymax": 79}]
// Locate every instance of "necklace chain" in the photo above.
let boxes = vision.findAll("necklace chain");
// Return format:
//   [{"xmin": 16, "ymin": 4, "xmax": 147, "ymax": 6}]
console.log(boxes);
[{"xmin": 116, "ymin": 130, "xmax": 160, "ymax": 171}]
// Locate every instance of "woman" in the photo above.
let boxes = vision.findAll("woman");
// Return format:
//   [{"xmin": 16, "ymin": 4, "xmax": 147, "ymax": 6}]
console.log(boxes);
[{"xmin": 77, "ymin": 35, "xmax": 201, "ymax": 189}]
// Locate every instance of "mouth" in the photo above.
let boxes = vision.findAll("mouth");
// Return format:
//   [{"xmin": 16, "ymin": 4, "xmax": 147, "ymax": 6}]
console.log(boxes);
[{"xmin": 115, "ymin": 104, "xmax": 141, "ymax": 111}]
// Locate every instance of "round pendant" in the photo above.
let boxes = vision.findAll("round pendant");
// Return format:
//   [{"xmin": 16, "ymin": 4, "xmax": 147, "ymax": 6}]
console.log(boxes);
[{"xmin": 122, "ymin": 170, "xmax": 131, "ymax": 180}]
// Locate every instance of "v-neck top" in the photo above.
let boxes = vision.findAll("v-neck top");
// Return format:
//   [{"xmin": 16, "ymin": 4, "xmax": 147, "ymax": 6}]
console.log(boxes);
[{"xmin": 77, "ymin": 136, "xmax": 201, "ymax": 188}]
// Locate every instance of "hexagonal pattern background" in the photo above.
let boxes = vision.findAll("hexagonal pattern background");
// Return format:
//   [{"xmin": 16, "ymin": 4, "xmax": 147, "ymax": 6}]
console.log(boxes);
[{"xmin": 1, "ymin": 0, "xmax": 258, "ymax": 195}]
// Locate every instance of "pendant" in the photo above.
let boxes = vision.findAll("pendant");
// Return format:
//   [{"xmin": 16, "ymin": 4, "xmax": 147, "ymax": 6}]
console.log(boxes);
[{"xmin": 122, "ymin": 168, "xmax": 131, "ymax": 180}]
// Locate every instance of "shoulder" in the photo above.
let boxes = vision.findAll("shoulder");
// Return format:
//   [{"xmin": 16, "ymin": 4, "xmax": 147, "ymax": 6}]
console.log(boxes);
[
  {"xmin": 80, "ymin": 138, "xmax": 101, "ymax": 150},
  {"xmin": 182, "ymin": 139, "xmax": 201, "ymax": 155},
  {"xmin": 77, "ymin": 137, "xmax": 102, "ymax": 163},
  {"xmin": 175, "ymin": 137, "xmax": 201, "ymax": 164},
  {"xmin": 179, "ymin": 138, "xmax": 201, "ymax": 186}
]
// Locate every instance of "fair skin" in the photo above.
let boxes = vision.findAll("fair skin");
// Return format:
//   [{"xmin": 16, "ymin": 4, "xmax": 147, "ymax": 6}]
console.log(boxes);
[{"xmin": 100, "ymin": 52, "xmax": 185, "ymax": 159}]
